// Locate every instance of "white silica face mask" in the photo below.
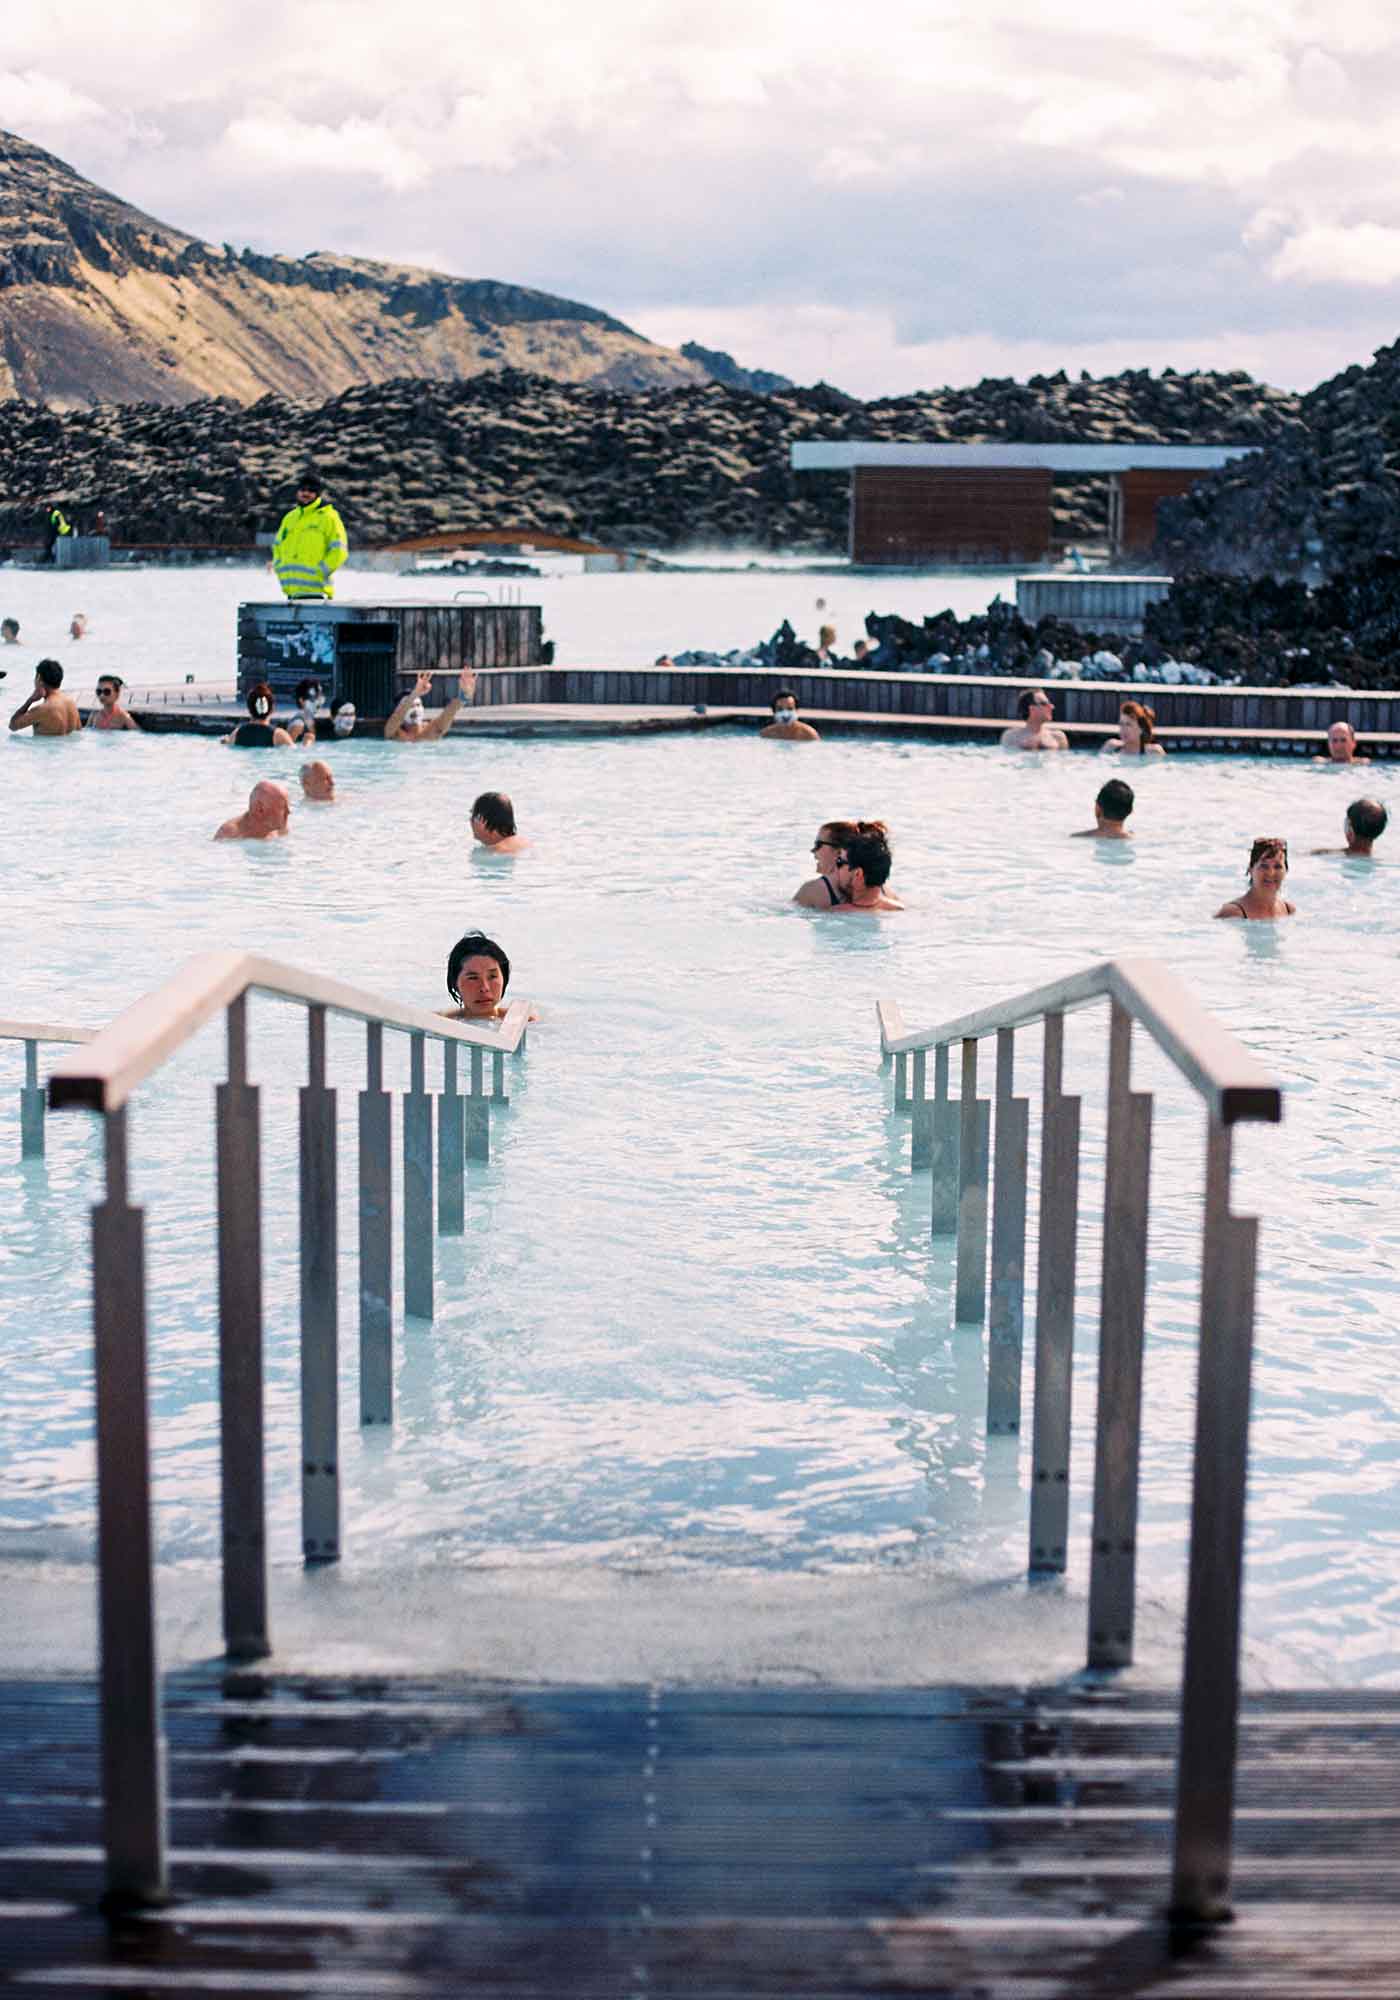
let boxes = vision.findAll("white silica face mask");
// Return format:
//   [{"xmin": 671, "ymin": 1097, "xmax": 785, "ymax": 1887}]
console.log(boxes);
[
  {"xmin": 332, "ymin": 705, "xmax": 356, "ymax": 736},
  {"xmin": 404, "ymin": 700, "xmax": 426, "ymax": 729},
  {"xmin": 776, "ymin": 708, "xmax": 797, "ymax": 725}
]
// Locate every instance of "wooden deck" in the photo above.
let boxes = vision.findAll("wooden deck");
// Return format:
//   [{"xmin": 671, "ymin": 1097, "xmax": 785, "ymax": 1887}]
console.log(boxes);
[{"xmin": 3, "ymin": 1673, "xmax": 1400, "ymax": 1995}]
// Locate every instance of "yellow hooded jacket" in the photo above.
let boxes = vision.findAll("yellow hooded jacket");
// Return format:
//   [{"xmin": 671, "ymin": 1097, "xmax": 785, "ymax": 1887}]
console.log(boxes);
[{"xmin": 272, "ymin": 496, "xmax": 348, "ymax": 600}]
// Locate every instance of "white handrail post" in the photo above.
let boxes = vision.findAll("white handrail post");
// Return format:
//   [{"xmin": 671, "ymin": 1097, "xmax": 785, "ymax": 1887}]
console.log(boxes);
[
  {"xmin": 467, "ymin": 1044, "xmax": 491, "ymax": 1163},
  {"xmin": 92, "ymin": 1104, "xmax": 168, "ymax": 1906},
  {"xmin": 403, "ymin": 1031, "xmax": 434, "ymax": 1318},
  {"xmin": 20, "ymin": 1038, "xmax": 44, "ymax": 1158},
  {"xmin": 930, "ymin": 1044, "xmax": 958, "ymax": 1234},
  {"xmin": 216, "ymin": 996, "xmax": 268, "ymax": 1659},
  {"xmin": 1088, "ymin": 1001, "xmax": 1153, "ymax": 1668},
  {"xmin": 955, "ymin": 1038, "xmax": 991, "ymax": 1322},
  {"xmin": 1029, "ymin": 1010, "xmax": 1081, "ymax": 1574},
  {"xmin": 299, "ymin": 1004, "xmax": 339, "ymax": 1562},
  {"xmin": 1171, "ymin": 1121, "xmax": 1260, "ymax": 1923},
  {"xmin": 358, "ymin": 1023, "xmax": 393, "ymax": 1426},
  {"xmin": 438, "ymin": 1040, "xmax": 465, "ymax": 1235},
  {"xmin": 910, "ymin": 1048, "xmax": 932, "ymax": 1166},
  {"xmin": 987, "ymin": 1027, "xmax": 1030, "ymax": 1435}
]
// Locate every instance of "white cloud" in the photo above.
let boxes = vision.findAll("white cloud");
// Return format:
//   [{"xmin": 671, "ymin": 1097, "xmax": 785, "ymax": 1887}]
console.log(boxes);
[
  {"xmin": 0, "ymin": 67, "xmax": 109, "ymax": 136},
  {"xmin": 1267, "ymin": 221, "xmax": 1400, "ymax": 286},
  {"xmin": 220, "ymin": 113, "xmax": 430, "ymax": 193}
]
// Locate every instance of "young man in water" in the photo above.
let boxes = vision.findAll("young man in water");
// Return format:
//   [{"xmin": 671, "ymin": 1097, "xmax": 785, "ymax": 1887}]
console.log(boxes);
[
  {"xmin": 1071, "ymin": 778, "xmax": 1134, "ymax": 839},
  {"xmin": 8, "ymin": 660, "xmax": 81, "ymax": 735},
  {"xmin": 1311, "ymin": 797, "xmax": 1388, "ymax": 858},
  {"xmin": 87, "ymin": 675, "xmax": 139, "ymax": 731},
  {"xmin": 215, "ymin": 779, "xmax": 291, "ymax": 841},
  {"xmin": 1, "ymin": 618, "xmax": 19, "ymax": 644},
  {"xmin": 832, "ymin": 828, "xmax": 904, "ymax": 913},
  {"xmin": 759, "ymin": 689, "xmax": 819, "ymax": 741},
  {"xmin": 385, "ymin": 666, "xmax": 477, "ymax": 741},
  {"xmin": 1001, "ymin": 686, "xmax": 1068, "ymax": 751},
  {"xmin": 471, "ymin": 790, "xmax": 528, "ymax": 852}
]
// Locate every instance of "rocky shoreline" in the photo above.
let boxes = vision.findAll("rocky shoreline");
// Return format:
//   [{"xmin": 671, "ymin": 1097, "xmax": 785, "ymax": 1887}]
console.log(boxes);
[{"xmin": 0, "ymin": 364, "xmax": 1295, "ymax": 555}]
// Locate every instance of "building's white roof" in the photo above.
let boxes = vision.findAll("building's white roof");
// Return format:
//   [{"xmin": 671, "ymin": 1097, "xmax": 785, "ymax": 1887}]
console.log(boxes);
[{"xmin": 790, "ymin": 441, "xmax": 1256, "ymax": 472}]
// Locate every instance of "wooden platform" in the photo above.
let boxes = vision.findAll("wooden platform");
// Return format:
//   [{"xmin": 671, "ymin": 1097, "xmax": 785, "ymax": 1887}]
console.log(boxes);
[{"xmin": 3, "ymin": 1674, "xmax": 1400, "ymax": 1996}]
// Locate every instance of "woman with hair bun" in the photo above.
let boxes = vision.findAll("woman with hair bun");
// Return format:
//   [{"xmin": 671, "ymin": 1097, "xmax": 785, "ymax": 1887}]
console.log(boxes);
[
  {"xmin": 793, "ymin": 819, "xmax": 889, "ymax": 908},
  {"xmin": 1103, "ymin": 700, "xmax": 1165, "ymax": 758}
]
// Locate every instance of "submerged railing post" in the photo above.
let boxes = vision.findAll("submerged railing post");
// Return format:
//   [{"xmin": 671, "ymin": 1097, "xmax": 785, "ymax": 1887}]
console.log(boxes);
[
  {"xmin": 1171, "ymin": 1121, "xmax": 1260, "ymax": 1923},
  {"xmin": 493, "ymin": 1047, "xmax": 507, "ymax": 1099},
  {"xmin": 358, "ymin": 1023, "xmax": 393, "ymax": 1426},
  {"xmin": 894, "ymin": 1049, "xmax": 909, "ymax": 1110},
  {"xmin": 216, "ymin": 996, "xmax": 268, "ymax": 1660},
  {"xmin": 467, "ymin": 1044, "xmax": 491, "ymax": 1163},
  {"xmin": 299, "ymin": 1004, "xmax": 339, "ymax": 1562},
  {"xmin": 1087, "ymin": 1001, "xmax": 1153, "ymax": 1668},
  {"xmin": 404, "ymin": 1031, "xmax": 434, "ymax": 1318},
  {"xmin": 1029, "ymin": 1010, "xmax": 1082, "ymax": 1575},
  {"xmin": 930, "ymin": 1044, "xmax": 959, "ymax": 1234},
  {"xmin": 92, "ymin": 1104, "xmax": 167, "ymax": 1906},
  {"xmin": 986, "ymin": 1027, "xmax": 1030, "ymax": 1435},
  {"xmin": 20, "ymin": 1039, "xmax": 44, "ymax": 1158},
  {"xmin": 955, "ymin": 1038, "xmax": 991, "ymax": 1322},
  {"xmin": 438, "ymin": 1040, "xmax": 465, "ymax": 1235}
]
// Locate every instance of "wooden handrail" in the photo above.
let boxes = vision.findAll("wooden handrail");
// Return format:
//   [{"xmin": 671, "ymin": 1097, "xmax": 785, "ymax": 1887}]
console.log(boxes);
[
  {"xmin": 0, "ymin": 1019, "xmax": 95, "ymax": 1046},
  {"xmin": 879, "ymin": 956, "xmax": 1280, "ymax": 1127},
  {"xmin": 46, "ymin": 950, "xmax": 530, "ymax": 1113}
]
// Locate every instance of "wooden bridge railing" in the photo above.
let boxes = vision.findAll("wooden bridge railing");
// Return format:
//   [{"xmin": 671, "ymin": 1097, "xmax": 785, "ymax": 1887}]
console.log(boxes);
[{"xmin": 878, "ymin": 957, "xmax": 1282, "ymax": 1926}]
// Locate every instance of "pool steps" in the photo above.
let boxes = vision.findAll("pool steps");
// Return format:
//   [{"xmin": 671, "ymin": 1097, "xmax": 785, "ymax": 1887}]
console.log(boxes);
[{"xmin": 879, "ymin": 956, "xmax": 1282, "ymax": 1923}]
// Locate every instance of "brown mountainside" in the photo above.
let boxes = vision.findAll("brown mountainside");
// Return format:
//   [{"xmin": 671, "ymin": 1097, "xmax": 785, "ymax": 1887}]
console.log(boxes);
[{"xmin": 0, "ymin": 129, "xmax": 707, "ymax": 406}]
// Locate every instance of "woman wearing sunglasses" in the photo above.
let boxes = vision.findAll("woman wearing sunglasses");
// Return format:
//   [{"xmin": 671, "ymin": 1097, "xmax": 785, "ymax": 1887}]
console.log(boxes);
[
  {"xmin": 1215, "ymin": 837, "xmax": 1296, "ymax": 920},
  {"xmin": 86, "ymin": 675, "xmax": 139, "ymax": 731},
  {"xmin": 793, "ymin": 819, "xmax": 896, "ymax": 909}
]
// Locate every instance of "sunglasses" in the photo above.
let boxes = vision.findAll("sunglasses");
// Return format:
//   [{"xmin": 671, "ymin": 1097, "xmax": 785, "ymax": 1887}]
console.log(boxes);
[
  {"xmin": 835, "ymin": 854, "xmax": 851, "ymax": 868},
  {"xmin": 98, "ymin": 684, "xmax": 118, "ymax": 695},
  {"xmin": 812, "ymin": 839, "xmax": 837, "ymax": 854}
]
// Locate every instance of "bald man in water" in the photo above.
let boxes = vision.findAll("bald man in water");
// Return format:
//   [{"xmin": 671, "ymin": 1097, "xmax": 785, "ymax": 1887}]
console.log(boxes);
[
  {"xmin": 215, "ymin": 779, "xmax": 291, "ymax": 841},
  {"xmin": 300, "ymin": 760, "xmax": 337, "ymax": 802}
]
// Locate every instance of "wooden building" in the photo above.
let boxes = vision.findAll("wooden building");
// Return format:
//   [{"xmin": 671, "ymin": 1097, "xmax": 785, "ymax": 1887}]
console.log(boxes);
[
  {"xmin": 237, "ymin": 601, "xmax": 546, "ymax": 716},
  {"xmin": 791, "ymin": 443, "xmax": 1257, "ymax": 565}
]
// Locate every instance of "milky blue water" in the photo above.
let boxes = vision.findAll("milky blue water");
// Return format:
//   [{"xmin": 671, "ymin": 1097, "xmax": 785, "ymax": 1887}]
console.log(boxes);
[{"xmin": 2, "ymin": 565, "xmax": 1399, "ymax": 1687}]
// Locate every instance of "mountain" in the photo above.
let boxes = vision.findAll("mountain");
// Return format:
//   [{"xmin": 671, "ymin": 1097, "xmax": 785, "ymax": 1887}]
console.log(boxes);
[
  {"xmin": 679, "ymin": 342, "xmax": 793, "ymax": 395},
  {"xmin": 0, "ymin": 129, "xmax": 709, "ymax": 407},
  {"xmin": 0, "ymin": 366, "xmax": 1300, "ymax": 554}
]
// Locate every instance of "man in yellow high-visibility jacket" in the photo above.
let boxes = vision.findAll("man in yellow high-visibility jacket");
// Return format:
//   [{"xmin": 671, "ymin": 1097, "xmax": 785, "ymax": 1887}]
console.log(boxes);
[{"xmin": 272, "ymin": 471, "xmax": 348, "ymax": 600}]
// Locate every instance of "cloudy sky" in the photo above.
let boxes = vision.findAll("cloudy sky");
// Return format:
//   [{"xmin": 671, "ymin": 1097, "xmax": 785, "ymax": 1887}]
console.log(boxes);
[{"xmin": 5, "ymin": 0, "xmax": 1400, "ymax": 396}]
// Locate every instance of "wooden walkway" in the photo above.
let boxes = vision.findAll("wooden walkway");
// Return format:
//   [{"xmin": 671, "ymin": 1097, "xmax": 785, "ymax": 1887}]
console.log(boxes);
[{"xmin": 2, "ymin": 1674, "xmax": 1399, "ymax": 1997}]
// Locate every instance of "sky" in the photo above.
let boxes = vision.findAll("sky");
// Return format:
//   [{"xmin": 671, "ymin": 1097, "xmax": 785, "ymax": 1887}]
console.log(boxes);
[{"xmin": 5, "ymin": 0, "xmax": 1400, "ymax": 398}]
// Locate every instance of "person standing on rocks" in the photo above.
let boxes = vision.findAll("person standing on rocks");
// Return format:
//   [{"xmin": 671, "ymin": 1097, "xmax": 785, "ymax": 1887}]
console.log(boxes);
[{"xmin": 272, "ymin": 472, "xmax": 348, "ymax": 601}]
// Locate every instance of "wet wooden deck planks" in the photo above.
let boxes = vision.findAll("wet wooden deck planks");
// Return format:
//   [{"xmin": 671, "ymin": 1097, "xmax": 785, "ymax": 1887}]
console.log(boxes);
[{"xmin": 2, "ymin": 1675, "xmax": 1399, "ymax": 1996}]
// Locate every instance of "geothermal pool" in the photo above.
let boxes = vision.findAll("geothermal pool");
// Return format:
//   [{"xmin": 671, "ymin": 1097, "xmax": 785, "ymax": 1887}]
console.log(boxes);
[{"xmin": 2, "ymin": 679, "xmax": 1398, "ymax": 1687}]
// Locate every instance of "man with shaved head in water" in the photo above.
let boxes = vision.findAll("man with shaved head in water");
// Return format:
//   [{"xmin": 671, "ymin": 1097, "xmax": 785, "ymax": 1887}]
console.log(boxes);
[
  {"xmin": 300, "ymin": 761, "xmax": 337, "ymax": 803},
  {"xmin": 215, "ymin": 779, "xmax": 291, "ymax": 841}
]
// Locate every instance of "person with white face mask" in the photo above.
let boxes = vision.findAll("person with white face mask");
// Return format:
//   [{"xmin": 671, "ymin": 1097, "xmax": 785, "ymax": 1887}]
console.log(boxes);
[
  {"xmin": 287, "ymin": 677, "xmax": 325, "ymax": 744},
  {"xmin": 758, "ymin": 688, "xmax": 819, "ymax": 741},
  {"xmin": 330, "ymin": 697, "xmax": 357, "ymax": 737},
  {"xmin": 385, "ymin": 665, "xmax": 477, "ymax": 742}
]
